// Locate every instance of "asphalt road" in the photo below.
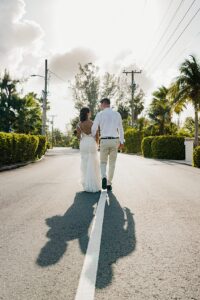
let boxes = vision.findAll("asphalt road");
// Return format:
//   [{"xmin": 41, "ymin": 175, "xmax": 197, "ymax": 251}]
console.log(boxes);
[{"xmin": 0, "ymin": 148, "xmax": 200, "ymax": 300}]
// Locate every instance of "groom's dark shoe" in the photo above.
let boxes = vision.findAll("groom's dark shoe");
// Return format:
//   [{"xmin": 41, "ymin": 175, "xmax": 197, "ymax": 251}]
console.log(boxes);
[
  {"xmin": 107, "ymin": 185, "xmax": 112, "ymax": 191},
  {"xmin": 102, "ymin": 177, "xmax": 107, "ymax": 190}
]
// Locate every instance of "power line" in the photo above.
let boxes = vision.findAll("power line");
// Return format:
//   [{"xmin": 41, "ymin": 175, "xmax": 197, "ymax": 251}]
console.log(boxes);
[
  {"xmin": 145, "ymin": 0, "xmax": 185, "ymax": 69},
  {"xmin": 147, "ymin": 0, "xmax": 197, "ymax": 71},
  {"xmin": 150, "ymin": 7, "xmax": 200, "ymax": 72},
  {"xmin": 168, "ymin": 31, "xmax": 200, "ymax": 69},
  {"xmin": 49, "ymin": 69, "xmax": 66, "ymax": 83},
  {"xmin": 153, "ymin": 0, "xmax": 175, "ymax": 38},
  {"xmin": 143, "ymin": 0, "xmax": 174, "ymax": 66}
]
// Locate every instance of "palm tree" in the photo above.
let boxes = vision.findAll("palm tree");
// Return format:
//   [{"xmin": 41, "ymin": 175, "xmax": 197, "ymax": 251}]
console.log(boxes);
[
  {"xmin": 148, "ymin": 86, "xmax": 172, "ymax": 135},
  {"xmin": 168, "ymin": 55, "xmax": 200, "ymax": 146}
]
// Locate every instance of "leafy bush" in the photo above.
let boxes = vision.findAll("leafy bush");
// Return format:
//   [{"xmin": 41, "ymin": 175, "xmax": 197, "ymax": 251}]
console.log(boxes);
[
  {"xmin": 70, "ymin": 136, "xmax": 79, "ymax": 149},
  {"xmin": 177, "ymin": 128, "xmax": 192, "ymax": 137},
  {"xmin": 0, "ymin": 132, "xmax": 47, "ymax": 166},
  {"xmin": 0, "ymin": 132, "xmax": 13, "ymax": 165},
  {"xmin": 12, "ymin": 134, "xmax": 39, "ymax": 162},
  {"xmin": 193, "ymin": 146, "xmax": 200, "ymax": 168},
  {"xmin": 151, "ymin": 136, "xmax": 185, "ymax": 160},
  {"xmin": 141, "ymin": 136, "xmax": 154, "ymax": 158},
  {"xmin": 47, "ymin": 142, "xmax": 51, "ymax": 149},
  {"xmin": 35, "ymin": 135, "xmax": 47, "ymax": 158},
  {"xmin": 124, "ymin": 129, "xmax": 143, "ymax": 154}
]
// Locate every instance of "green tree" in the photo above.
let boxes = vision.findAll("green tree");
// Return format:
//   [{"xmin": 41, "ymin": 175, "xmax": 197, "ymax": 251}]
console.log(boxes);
[
  {"xmin": 117, "ymin": 103, "xmax": 130, "ymax": 120},
  {"xmin": 52, "ymin": 128, "xmax": 71, "ymax": 147},
  {"xmin": 168, "ymin": 55, "xmax": 200, "ymax": 146},
  {"xmin": 148, "ymin": 86, "xmax": 172, "ymax": 135},
  {"xmin": 14, "ymin": 92, "xmax": 42, "ymax": 134},
  {"xmin": 71, "ymin": 63, "xmax": 100, "ymax": 118},
  {"xmin": 0, "ymin": 71, "xmax": 42, "ymax": 134},
  {"xmin": 132, "ymin": 87, "xmax": 145, "ymax": 122},
  {"xmin": 100, "ymin": 72, "xmax": 117, "ymax": 99},
  {"xmin": 115, "ymin": 76, "xmax": 144, "ymax": 125},
  {"xmin": 0, "ymin": 71, "xmax": 19, "ymax": 132},
  {"xmin": 180, "ymin": 116, "xmax": 200, "ymax": 136}
]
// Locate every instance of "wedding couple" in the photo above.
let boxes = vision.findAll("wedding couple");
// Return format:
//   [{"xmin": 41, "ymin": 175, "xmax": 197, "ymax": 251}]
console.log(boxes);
[{"xmin": 76, "ymin": 98, "xmax": 124, "ymax": 193}]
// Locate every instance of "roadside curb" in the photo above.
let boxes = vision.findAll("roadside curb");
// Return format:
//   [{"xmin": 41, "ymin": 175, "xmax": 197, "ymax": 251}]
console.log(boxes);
[
  {"xmin": 0, "ymin": 156, "xmax": 45, "ymax": 172},
  {"xmin": 169, "ymin": 160, "xmax": 192, "ymax": 166},
  {"xmin": 121, "ymin": 153, "xmax": 193, "ymax": 166}
]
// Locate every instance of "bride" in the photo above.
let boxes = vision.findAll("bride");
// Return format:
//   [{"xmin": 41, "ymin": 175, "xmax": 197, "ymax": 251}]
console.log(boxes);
[{"xmin": 76, "ymin": 107, "xmax": 101, "ymax": 193}]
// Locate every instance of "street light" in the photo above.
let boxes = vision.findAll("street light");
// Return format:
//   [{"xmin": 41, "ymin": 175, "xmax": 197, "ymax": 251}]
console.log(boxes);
[{"xmin": 31, "ymin": 74, "xmax": 45, "ymax": 78}]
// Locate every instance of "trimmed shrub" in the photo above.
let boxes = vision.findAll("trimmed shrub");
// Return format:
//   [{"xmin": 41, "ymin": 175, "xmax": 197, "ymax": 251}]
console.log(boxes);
[
  {"xmin": 0, "ymin": 132, "xmax": 13, "ymax": 165},
  {"xmin": 142, "ymin": 136, "xmax": 154, "ymax": 158},
  {"xmin": 35, "ymin": 135, "xmax": 47, "ymax": 158},
  {"xmin": 47, "ymin": 142, "xmax": 51, "ymax": 149},
  {"xmin": 193, "ymin": 146, "xmax": 200, "ymax": 168},
  {"xmin": 151, "ymin": 136, "xmax": 185, "ymax": 160},
  {"xmin": 12, "ymin": 134, "xmax": 38, "ymax": 162},
  {"xmin": 124, "ymin": 129, "xmax": 143, "ymax": 154},
  {"xmin": 0, "ymin": 132, "xmax": 45, "ymax": 166}
]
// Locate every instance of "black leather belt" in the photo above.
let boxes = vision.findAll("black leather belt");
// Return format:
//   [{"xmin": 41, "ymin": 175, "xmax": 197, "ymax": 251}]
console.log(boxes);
[{"xmin": 101, "ymin": 137, "xmax": 119, "ymax": 140}]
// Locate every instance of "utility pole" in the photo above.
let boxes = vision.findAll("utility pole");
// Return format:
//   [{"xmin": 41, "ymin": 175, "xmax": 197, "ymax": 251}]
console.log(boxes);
[
  {"xmin": 50, "ymin": 115, "xmax": 56, "ymax": 148},
  {"xmin": 42, "ymin": 59, "xmax": 48, "ymax": 135},
  {"xmin": 123, "ymin": 69, "xmax": 142, "ymax": 127},
  {"xmin": 31, "ymin": 59, "xmax": 48, "ymax": 135}
]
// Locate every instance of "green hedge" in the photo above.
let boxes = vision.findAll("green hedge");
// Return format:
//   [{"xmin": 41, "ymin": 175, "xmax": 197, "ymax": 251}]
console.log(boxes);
[
  {"xmin": 141, "ymin": 136, "xmax": 154, "ymax": 158},
  {"xmin": 0, "ymin": 133, "xmax": 13, "ymax": 165},
  {"xmin": 124, "ymin": 129, "xmax": 143, "ymax": 154},
  {"xmin": 193, "ymin": 146, "xmax": 200, "ymax": 168},
  {"xmin": 35, "ymin": 135, "xmax": 47, "ymax": 158},
  {"xmin": 0, "ymin": 132, "xmax": 47, "ymax": 166},
  {"xmin": 151, "ymin": 136, "xmax": 185, "ymax": 160}
]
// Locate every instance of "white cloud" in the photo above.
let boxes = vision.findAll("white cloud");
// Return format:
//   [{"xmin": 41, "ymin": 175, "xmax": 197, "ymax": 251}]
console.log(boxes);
[
  {"xmin": 0, "ymin": 0, "xmax": 44, "ymax": 76},
  {"xmin": 49, "ymin": 47, "xmax": 97, "ymax": 82}
]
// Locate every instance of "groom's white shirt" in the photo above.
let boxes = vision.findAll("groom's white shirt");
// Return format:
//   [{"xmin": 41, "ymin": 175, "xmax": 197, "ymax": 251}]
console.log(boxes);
[{"xmin": 92, "ymin": 108, "xmax": 125, "ymax": 144}]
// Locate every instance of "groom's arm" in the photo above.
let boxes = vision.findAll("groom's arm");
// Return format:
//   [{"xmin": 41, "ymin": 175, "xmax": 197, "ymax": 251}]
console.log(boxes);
[
  {"xmin": 118, "ymin": 113, "xmax": 125, "ymax": 147},
  {"xmin": 91, "ymin": 113, "xmax": 100, "ymax": 137}
]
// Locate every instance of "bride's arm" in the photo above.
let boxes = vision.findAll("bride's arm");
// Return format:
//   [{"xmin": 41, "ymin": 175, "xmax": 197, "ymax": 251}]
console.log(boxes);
[{"xmin": 76, "ymin": 124, "xmax": 81, "ymax": 140}]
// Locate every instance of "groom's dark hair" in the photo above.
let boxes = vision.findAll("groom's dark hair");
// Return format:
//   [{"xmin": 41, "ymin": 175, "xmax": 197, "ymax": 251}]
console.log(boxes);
[{"xmin": 100, "ymin": 98, "xmax": 110, "ymax": 105}]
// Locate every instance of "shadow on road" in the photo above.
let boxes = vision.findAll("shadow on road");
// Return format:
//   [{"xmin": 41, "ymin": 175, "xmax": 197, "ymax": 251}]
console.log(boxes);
[
  {"xmin": 36, "ymin": 191, "xmax": 99, "ymax": 267},
  {"xmin": 36, "ymin": 191, "xmax": 136, "ymax": 290},
  {"xmin": 95, "ymin": 192, "xmax": 136, "ymax": 289}
]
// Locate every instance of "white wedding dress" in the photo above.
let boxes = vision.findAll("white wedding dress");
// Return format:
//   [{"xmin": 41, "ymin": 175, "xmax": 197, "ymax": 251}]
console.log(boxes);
[{"xmin": 79, "ymin": 130, "xmax": 101, "ymax": 193}]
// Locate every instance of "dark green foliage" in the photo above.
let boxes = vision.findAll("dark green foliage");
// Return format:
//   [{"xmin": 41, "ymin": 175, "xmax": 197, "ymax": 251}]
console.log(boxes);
[
  {"xmin": 141, "ymin": 137, "xmax": 154, "ymax": 158},
  {"xmin": 0, "ymin": 72, "xmax": 42, "ymax": 134},
  {"xmin": 0, "ymin": 132, "xmax": 47, "ymax": 166},
  {"xmin": 193, "ymin": 146, "xmax": 200, "ymax": 168},
  {"xmin": 148, "ymin": 85, "xmax": 172, "ymax": 135},
  {"xmin": 124, "ymin": 129, "xmax": 143, "ymax": 153},
  {"xmin": 35, "ymin": 135, "xmax": 47, "ymax": 158},
  {"xmin": 70, "ymin": 136, "xmax": 79, "ymax": 149},
  {"xmin": 151, "ymin": 136, "xmax": 185, "ymax": 160},
  {"xmin": 0, "ymin": 132, "xmax": 13, "ymax": 165},
  {"xmin": 168, "ymin": 55, "xmax": 200, "ymax": 146}
]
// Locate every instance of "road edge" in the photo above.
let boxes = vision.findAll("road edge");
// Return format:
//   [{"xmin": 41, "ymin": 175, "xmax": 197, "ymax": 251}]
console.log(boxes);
[{"xmin": 0, "ymin": 156, "xmax": 45, "ymax": 172}]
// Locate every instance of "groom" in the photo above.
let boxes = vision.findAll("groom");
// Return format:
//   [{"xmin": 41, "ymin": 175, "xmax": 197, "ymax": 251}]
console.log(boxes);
[{"xmin": 92, "ymin": 98, "xmax": 124, "ymax": 191}]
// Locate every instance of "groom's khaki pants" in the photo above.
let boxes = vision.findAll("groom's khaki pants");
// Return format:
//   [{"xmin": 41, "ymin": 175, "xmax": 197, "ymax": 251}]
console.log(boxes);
[{"xmin": 100, "ymin": 139, "xmax": 119, "ymax": 185}]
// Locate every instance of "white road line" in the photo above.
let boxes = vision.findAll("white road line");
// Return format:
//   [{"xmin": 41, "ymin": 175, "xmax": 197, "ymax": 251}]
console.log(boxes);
[{"xmin": 75, "ymin": 190, "xmax": 107, "ymax": 300}]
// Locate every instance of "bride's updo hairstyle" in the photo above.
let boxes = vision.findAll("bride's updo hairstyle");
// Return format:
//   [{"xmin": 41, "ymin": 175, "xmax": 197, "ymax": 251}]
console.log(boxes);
[{"xmin": 80, "ymin": 107, "xmax": 90, "ymax": 122}]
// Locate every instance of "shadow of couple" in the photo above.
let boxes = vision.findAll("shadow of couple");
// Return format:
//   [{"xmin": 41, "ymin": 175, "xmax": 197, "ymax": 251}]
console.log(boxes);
[{"xmin": 36, "ymin": 191, "xmax": 136, "ymax": 289}]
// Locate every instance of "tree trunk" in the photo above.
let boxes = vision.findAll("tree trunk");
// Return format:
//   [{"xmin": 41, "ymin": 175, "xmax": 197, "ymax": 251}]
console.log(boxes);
[{"xmin": 194, "ymin": 105, "xmax": 199, "ymax": 147}]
